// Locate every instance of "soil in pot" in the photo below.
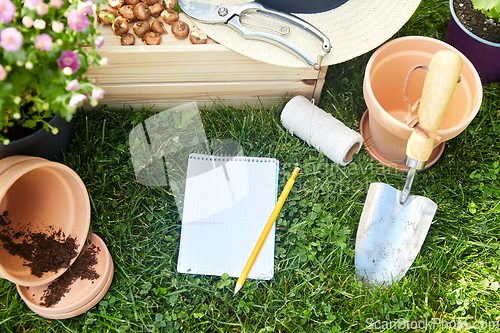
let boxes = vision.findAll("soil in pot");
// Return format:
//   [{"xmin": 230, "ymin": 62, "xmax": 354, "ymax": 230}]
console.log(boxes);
[
  {"xmin": 0, "ymin": 211, "xmax": 79, "ymax": 278},
  {"xmin": 453, "ymin": 0, "xmax": 500, "ymax": 44}
]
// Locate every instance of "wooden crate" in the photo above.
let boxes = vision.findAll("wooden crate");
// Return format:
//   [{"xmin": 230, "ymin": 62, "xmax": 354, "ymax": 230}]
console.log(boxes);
[{"xmin": 84, "ymin": 13, "xmax": 327, "ymax": 111}]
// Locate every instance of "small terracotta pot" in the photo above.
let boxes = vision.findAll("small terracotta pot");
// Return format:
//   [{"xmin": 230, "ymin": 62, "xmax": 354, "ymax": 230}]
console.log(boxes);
[
  {"xmin": 0, "ymin": 156, "xmax": 90, "ymax": 286},
  {"xmin": 362, "ymin": 36, "xmax": 483, "ymax": 168}
]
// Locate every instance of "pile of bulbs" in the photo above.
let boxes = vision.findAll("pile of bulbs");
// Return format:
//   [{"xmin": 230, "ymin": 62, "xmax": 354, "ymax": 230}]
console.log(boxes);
[{"xmin": 98, "ymin": 0, "xmax": 208, "ymax": 45}]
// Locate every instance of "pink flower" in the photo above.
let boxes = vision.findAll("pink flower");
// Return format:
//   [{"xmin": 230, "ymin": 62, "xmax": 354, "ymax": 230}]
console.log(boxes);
[
  {"xmin": 69, "ymin": 93, "xmax": 87, "ymax": 108},
  {"xmin": 67, "ymin": 10, "xmax": 90, "ymax": 31},
  {"xmin": 91, "ymin": 88, "xmax": 105, "ymax": 100},
  {"xmin": 95, "ymin": 36, "xmax": 105, "ymax": 49},
  {"xmin": 0, "ymin": 27, "xmax": 23, "ymax": 52},
  {"xmin": 36, "ymin": 2, "xmax": 49, "ymax": 15},
  {"xmin": 0, "ymin": 65, "xmax": 7, "ymax": 81},
  {"xmin": 0, "ymin": 0, "xmax": 16, "ymax": 24},
  {"xmin": 78, "ymin": 2, "xmax": 94, "ymax": 16},
  {"xmin": 24, "ymin": 0, "xmax": 42, "ymax": 10},
  {"xmin": 57, "ymin": 50, "xmax": 80, "ymax": 72},
  {"xmin": 35, "ymin": 33, "xmax": 52, "ymax": 51},
  {"xmin": 66, "ymin": 79, "xmax": 80, "ymax": 91},
  {"xmin": 50, "ymin": 0, "xmax": 63, "ymax": 9}
]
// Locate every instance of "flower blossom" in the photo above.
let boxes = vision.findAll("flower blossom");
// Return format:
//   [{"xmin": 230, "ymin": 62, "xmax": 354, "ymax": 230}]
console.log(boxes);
[
  {"xmin": 78, "ymin": 2, "xmax": 95, "ymax": 16},
  {"xmin": 0, "ymin": 0, "xmax": 16, "ymax": 24},
  {"xmin": 91, "ymin": 88, "xmax": 105, "ymax": 100},
  {"xmin": 66, "ymin": 79, "xmax": 80, "ymax": 91},
  {"xmin": 52, "ymin": 21, "xmax": 64, "ymax": 33},
  {"xmin": 22, "ymin": 16, "xmax": 34, "ymax": 28},
  {"xmin": 57, "ymin": 50, "xmax": 80, "ymax": 72},
  {"xmin": 36, "ymin": 2, "xmax": 49, "ymax": 15},
  {"xmin": 34, "ymin": 19, "xmax": 46, "ymax": 30},
  {"xmin": 95, "ymin": 36, "xmax": 105, "ymax": 49},
  {"xmin": 0, "ymin": 65, "xmax": 7, "ymax": 81},
  {"xmin": 69, "ymin": 93, "xmax": 87, "ymax": 108},
  {"xmin": 67, "ymin": 10, "xmax": 90, "ymax": 31},
  {"xmin": 0, "ymin": 27, "xmax": 23, "ymax": 52},
  {"xmin": 50, "ymin": 0, "xmax": 63, "ymax": 9},
  {"xmin": 24, "ymin": 0, "xmax": 42, "ymax": 10},
  {"xmin": 35, "ymin": 33, "xmax": 53, "ymax": 51},
  {"xmin": 63, "ymin": 67, "xmax": 73, "ymax": 75}
]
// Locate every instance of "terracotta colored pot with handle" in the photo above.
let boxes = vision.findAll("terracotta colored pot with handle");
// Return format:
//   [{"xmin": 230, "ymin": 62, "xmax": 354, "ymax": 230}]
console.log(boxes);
[
  {"xmin": 361, "ymin": 36, "xmax": 483, "ymax": 169},
  {"xmin": 0, "ymin": 156, "xmax": 90, "ymax": 286}
]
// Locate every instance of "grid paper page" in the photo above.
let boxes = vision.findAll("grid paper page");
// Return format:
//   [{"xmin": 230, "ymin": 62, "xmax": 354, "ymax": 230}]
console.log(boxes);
[{"xmin": 177, "ymin": 154, "xmax": 279, "ymax": 279}]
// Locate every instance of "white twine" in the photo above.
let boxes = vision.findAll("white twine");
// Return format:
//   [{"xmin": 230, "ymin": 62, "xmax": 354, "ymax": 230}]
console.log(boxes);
[{"xmin": 281, "ymin": 95, "xmax": 363, "ymax": 166}]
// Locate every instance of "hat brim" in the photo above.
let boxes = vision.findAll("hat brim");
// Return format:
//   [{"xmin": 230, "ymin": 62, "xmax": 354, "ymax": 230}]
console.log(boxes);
[{"xmin": 190, "ymin": 0, "xmax": 422, "ymax": 67}]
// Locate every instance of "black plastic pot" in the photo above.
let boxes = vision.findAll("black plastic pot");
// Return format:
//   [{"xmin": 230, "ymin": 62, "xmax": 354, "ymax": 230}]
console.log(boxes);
[
  {"xmin": 257, "ymin": 0, "xmax": 348, "ymax": 14},
  {"xmin": 0, "ymin": 112, "xmax": 74, "ymax": 161}
]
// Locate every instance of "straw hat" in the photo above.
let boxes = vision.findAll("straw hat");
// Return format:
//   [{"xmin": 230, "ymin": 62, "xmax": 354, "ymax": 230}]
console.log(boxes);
[{"xmin": 189, "ymin": 0, "xmax": 422, "ymax": 67}]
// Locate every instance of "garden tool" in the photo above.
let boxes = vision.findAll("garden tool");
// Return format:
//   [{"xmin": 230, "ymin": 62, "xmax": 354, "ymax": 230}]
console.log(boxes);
[
  {"xmin": 355, "ymin": 50, "xmax": 463, "ymax": 287},
  {"xmin": 178, "ymin": 0, "xmax": 331, "ymax": 69}
]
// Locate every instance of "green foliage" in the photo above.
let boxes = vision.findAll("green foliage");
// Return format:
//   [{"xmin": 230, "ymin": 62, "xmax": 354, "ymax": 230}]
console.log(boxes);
[
  {"xmin": 472, "ymin": 0, "xmax": 500, "ymax": 18},
  {"xmin": 0, "ymin": 0, "xmax": 106, "ymax": 144}
]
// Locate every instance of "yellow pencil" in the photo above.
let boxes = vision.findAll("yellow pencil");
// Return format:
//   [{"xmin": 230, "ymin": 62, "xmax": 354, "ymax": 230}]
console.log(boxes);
[{"xmin": 234, "ymin": 167, "xmax": 300, "ymax": 295}]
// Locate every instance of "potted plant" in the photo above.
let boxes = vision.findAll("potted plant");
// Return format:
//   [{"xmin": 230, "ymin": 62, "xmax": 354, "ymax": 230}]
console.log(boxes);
[
  {"xmin": 446, "ymin": 0, "xmax": 500, "ymax": 85},
  {"xmin": 0, "ymin": 0, "xmax": 107, "ymax": 159}
]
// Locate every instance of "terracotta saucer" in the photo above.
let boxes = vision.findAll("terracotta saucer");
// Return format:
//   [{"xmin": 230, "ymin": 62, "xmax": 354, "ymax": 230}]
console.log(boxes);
[
  {"xmin": 360, "ymin": 110, "xmax": 445, "ymax": 172},
  {"xmin": 28, "ymin": 260, "xmax": 114, "ymax": 320},
  {"xmin": 17, "ymin": 233, "xmax": 114, "ymax": 318}
]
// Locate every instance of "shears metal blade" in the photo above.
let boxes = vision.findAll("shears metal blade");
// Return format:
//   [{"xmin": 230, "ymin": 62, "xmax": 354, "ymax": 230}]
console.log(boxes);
[{"xmin": 178, "ymin": 0, "xmax": 331, "ymax": 69}]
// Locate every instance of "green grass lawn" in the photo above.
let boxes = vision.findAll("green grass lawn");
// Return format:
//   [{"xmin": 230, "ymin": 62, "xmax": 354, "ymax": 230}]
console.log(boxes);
[{"xmin": 2, "ymin": 0, "xmax": 500, "ymax": 331}]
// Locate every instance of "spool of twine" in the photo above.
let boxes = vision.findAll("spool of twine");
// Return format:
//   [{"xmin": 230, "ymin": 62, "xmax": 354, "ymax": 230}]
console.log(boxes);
[{"xmin": 281, "ymin": 95, "xmax": 363, "ymax": 166}]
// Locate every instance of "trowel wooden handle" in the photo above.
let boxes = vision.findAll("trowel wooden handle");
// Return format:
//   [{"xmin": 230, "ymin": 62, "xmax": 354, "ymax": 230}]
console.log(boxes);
[{"xmin": 406, "ymin": 50, "xmax": 462, "ymax": 162}]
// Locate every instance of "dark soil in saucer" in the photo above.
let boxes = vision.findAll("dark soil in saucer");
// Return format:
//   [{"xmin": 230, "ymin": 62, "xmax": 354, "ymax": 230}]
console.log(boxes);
[
  {"xmin": 40, "ymin": 243, "xmax": 101, "ymax": 308},
  {"xmin": 0, "ymin": 211, "xmax": 79, "ymax": 278},
  {"xmin": 453, "ymin": 0, "xmax": 500, "ymax": 43}
]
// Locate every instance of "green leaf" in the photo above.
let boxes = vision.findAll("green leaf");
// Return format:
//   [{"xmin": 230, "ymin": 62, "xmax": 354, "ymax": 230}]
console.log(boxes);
[{"xmin": 491, "ymin": 281, "xmax": 500, "ymax": 291}]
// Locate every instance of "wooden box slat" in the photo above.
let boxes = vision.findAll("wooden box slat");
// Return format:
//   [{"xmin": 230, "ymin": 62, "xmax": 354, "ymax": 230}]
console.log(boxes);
[{"xmin": 85, "ymin": 13, "xmax": 327, "ymax": 110}]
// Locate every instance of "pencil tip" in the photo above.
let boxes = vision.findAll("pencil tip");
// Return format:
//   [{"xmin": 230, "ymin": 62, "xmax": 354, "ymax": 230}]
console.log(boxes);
[{"xmin": 233, "ymin": 283, "xmax": 242, "ymax": 296}]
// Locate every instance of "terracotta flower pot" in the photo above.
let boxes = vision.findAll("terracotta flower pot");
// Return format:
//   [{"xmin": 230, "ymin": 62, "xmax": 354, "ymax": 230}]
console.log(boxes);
[
  {"xmin": 361, "ymin": 36, "xmax": 483, "ymax": 169},
  {"xmin": 0, "ymin": 156, "xmax": 90, "ymax": 286},
  {"xmin": 445, "ymin": 0, "xmax": 500, "ymax": 85}
]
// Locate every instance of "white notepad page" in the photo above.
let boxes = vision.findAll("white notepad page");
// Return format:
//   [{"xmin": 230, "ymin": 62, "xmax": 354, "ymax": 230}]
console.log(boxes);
[{"xmin": 177, "ymin": 154, "xmax": 279, "ymax": 280}]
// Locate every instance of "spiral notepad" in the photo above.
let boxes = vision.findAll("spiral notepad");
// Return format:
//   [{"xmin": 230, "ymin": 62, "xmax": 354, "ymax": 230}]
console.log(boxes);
[{"xmin": 177, "ymin": 153, "xmax": 279, "ymax": 279}]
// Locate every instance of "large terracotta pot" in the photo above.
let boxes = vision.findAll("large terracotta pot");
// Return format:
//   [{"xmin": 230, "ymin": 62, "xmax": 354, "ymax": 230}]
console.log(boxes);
[
  {"xmin": 361, "ymin": 36, "xmax": 483, "ymax": 169},
  {"xmin": 446, "ymin": 0, "xmax": 500, "ymax": 85},
  {"xmin": 0, "ymin": 156, "xmax": 90, "ymax": 286}
]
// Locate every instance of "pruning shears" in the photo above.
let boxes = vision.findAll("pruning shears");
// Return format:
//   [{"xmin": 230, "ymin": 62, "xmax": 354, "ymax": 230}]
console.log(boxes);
[{"xmin": 178, "ymin": 0, "xmax": 331, "ymax": 69}]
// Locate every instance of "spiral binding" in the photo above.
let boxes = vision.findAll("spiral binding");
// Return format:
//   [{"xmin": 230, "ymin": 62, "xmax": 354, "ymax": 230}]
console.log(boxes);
[{"xmin": 188, "ymin": 152, "xmax": 278, "ymax": 164}]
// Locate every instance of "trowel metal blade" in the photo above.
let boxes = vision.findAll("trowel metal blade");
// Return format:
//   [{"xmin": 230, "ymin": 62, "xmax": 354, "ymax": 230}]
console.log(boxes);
[{"xmin": 355, "ymin": 182, "xmax": 437, "ymax": 288}]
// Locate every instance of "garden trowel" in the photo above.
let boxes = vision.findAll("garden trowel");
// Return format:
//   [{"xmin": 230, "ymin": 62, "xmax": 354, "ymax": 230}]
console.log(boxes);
[{"xmin": 355, "ymin": 50, "xmax": 463, "ymax": 287}]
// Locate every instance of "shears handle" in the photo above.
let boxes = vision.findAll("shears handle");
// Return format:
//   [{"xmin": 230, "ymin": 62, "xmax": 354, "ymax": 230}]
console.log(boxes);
[
  {"xmin": 227, "ymin": 16, "xmax": 321, "ymax": 68},
  {"xmin": 226, "ymin": 3, "xmax": 331, "ymax": 69}
]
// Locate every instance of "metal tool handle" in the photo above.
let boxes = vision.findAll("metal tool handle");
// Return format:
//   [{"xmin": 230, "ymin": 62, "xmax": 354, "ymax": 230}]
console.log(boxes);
[
  {"xmin": 251, "ymin": 4, "xmax": 331, "ymax": 53},
  {"xmin": 406, "ymin": 50, "xmax": 462, "ymax": 163},
  {"xmin": 227, "ymin": 16, "xmax": 320, "ymax": 68}
]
